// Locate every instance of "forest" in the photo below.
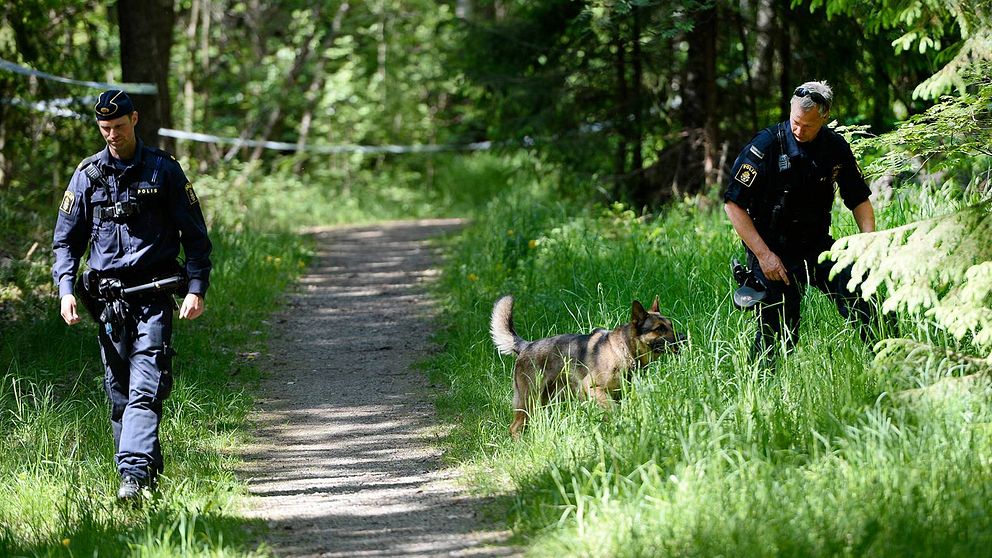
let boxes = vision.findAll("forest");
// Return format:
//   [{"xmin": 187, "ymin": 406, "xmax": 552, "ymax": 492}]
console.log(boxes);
[{"xmin": 1, "ymin": 0, "xmax": 991, "ymax": 556}]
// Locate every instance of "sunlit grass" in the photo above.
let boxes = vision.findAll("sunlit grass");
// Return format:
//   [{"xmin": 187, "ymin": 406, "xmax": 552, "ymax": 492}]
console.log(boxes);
[
  {"xmin": 428, "ymin": 180, "xmax": 992, "ymax": 556},
  {"xmin": 0, "ymin": 226, "xmax": 308, "ymax": 557},
  {"xmin": 0, "ymin": 152, "xmax": 527, "ymax": 556}
]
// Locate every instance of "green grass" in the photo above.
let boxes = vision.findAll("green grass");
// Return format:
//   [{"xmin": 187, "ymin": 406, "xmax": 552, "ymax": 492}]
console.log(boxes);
[
  {"xmin": 0, "ymin": 226, "xmax": 308, "ymax": 557},
  {"xmin": 0, "ymin": 151, "xmax": 525, "ymax": 556},
  {"xmin": 3, "ymin": 148, "xmax": 989, "ymax": 556},
  {"xmin": 427, "ymin": 173, "xmax": 992, "ymax": 556}
]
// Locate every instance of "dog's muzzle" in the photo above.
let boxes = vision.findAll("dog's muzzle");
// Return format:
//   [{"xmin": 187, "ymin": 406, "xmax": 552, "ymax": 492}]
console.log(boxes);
[{"xmin": 652, "ymin": 333, "xmax": 687, "ymax": 353}]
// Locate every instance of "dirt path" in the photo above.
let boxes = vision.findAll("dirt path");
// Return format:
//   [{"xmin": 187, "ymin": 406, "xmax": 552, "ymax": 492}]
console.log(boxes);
[{"xmin": 239, "ymin": 219, "xmax": 518, "ymax": 557}]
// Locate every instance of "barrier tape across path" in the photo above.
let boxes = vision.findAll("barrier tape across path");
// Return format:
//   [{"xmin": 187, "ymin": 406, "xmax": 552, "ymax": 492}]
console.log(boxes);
[
  {"xmin": 0, "ymin": 58, "xmax": 157, "ymax": 93},
  {"xmin": 2, "ymin": 59, "xmax": 493, "ymax": 154},
  {"xmin": 157, "ymin": 128, "xmax": 493, "ymax": 154}
]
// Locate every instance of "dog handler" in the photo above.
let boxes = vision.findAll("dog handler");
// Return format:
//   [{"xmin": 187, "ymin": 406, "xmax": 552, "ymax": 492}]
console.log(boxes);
[
  {"xmin": 52, "ymin": 90, "xmax": 212, "ymax": 500},
  {"xmin": 723, "ymin": 81, "xmax": 878, "ymax": 364}
]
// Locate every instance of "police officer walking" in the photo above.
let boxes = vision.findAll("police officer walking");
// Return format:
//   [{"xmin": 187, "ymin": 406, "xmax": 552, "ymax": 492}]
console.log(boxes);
[
  {"xmin": 724, "ymin": 81, "xmax": 878, "ymax": 365},
  {"xmin": 52, "ymin": 90, "xmax": 212, "ymax": 500}
]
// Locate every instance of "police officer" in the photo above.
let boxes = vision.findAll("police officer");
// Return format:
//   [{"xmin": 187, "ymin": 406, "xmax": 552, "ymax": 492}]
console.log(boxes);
[
  {"xmin": 52, "ymin": 90, "xmax": 212, "ymax": 500},
  {"xmin": 724, "ymin": 81, "xmax": 878, "ymax": 364}
]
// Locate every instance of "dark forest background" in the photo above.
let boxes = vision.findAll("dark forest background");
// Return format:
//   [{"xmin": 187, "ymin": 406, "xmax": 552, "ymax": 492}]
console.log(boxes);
[{"xmin": 0, "ymin": 0, "xmax": 989, "ymax": 306}]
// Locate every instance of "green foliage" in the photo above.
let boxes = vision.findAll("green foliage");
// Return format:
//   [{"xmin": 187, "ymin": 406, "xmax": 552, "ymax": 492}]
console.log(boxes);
[
  {"xmin": 0, "ymin": 224, "xmax": 306, "ymax": 556},
  {"xmin": 828, "ymin": 203, "xmax": 992, "ymax": 354},
  {"xmin": 802, "ymin": 0, "xmax": 992, "ymax": 99},
  {"xmin": 428, "ymin": 157, "xmax": 992, "ymax": 556},
  {"xmin": 853, "ymin": 71, "xmax": 992, "ymax": 179},
  {"xmin": 829, "ymin": 75, "xmax": 992, "ymax": 368}
]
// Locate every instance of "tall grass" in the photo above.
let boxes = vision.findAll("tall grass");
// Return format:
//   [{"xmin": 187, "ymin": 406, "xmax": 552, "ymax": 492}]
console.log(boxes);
[
  {"xmin": 0, "ymin": 151, "xmax": 526, "ymax": 556},
  {"xmin": 0, "ymin": 227, "xmax": 307, "ymax": 556},
  {"xmin": 428, "ymin": 174, "xmax": 992, "ymax": 556}
]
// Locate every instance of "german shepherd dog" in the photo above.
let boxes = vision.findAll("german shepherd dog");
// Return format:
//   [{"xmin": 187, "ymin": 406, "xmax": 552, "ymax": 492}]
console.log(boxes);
[{"xmin": 490, "ymin": 295, "xmax": 685, "ymax": 439}]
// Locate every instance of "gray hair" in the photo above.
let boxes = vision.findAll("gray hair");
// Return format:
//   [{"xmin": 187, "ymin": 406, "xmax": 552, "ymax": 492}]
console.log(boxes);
[{"xmin": 791, "ymin": 81, "xmax": 832, "ymax": 116}]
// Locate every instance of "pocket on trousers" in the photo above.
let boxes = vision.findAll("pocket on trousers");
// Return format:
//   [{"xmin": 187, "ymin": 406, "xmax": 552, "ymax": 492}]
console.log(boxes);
[{"xmin": 155, "ymin": 345, "xmax": 177, "ymax": 400}]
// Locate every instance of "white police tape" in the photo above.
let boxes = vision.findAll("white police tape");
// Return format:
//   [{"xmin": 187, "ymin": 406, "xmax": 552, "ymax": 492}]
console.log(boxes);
[
  {"xmin": 2, "ymin": 95, "xmax": 102, "ymax": 120},
  {"xmin": 157, "ymin": 128, "xmax": 493, "ymax": 154},
  {"xmin": 5, "ymin": 87, "xmax": 494, "ymax": 154},
  {"xmin": 0, "ymin": 58, "xmax": 157, "ymax": 94}
]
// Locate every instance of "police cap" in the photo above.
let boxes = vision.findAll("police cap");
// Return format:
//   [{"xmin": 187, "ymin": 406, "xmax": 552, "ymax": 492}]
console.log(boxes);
[
  {"xmin": 733, "ymin": 285, "xmax": 767, "ymax": 311},
  {"xmin": 94, "ymin": 90, "xmax": 135, "ymax": 120}
]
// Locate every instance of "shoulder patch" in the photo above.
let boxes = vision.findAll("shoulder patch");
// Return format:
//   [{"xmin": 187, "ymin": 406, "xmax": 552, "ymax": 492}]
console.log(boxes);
[
  {"xmin": 184, "ymin": 182, "xmax": 199, "ymax": 206},
  {"xmin": 59, "ymin": 190, "xmax": 76, "ymax": 215},
  {"xmin": 749, "ymin": 145, "xmax": 764, "ymax": 160},
  {"xmin": 734, "ymin": 163, "xmax": 758, "ymax": 188}
]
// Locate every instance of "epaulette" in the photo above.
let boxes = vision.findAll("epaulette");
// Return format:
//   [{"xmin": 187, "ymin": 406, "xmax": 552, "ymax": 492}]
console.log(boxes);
[
  {"xmin": 746, "ymin": 128, "xmax": 776, "ymax": 161},
  {"xmin": 144, "ymin": 145, "xmax": 178, "ymax": 162},
  {"xmin": 75, "ymin": 152, "xmax": 102, "ymax": 172}
]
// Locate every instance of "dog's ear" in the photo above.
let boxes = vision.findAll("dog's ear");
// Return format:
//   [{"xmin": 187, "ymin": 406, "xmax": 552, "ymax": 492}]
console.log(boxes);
[
  {"xmin": 649, "ymin": 296, "xmax": 660, "ymax": 313},
  {"xmin": 631, "ymin": 300, "xmax": 647, "ymax": 326}
]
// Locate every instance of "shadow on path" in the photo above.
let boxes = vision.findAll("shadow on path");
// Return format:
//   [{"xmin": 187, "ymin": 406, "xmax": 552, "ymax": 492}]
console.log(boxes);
[{"xmin": 239, "ymin": 219, "xmax": 518, "ymax": 557}]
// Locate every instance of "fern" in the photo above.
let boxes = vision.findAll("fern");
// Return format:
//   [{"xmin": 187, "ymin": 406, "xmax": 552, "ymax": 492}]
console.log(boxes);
[
  {"xmin": 827, "ymin": 203, "xmax": 992, "ymax": 355},
  {"xmin": 824, "ymin": 74, "xmax": 992, "ymax": 373}
]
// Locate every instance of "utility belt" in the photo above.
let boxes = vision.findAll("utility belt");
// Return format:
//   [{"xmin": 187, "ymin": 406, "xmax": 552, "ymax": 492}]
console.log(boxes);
[{"xmin": 75, "ymin": 263, "xmax": 188, "ymax": 337}]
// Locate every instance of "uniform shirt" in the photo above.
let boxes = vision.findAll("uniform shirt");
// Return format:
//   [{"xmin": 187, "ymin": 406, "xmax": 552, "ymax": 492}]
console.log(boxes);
[
  {"xmin": 52, "ymin": 140, "xmax": 212, "ymax": 297},
  {"xmin": 723, "ymin": 121, "xmax": 870, "ymax": 254}
]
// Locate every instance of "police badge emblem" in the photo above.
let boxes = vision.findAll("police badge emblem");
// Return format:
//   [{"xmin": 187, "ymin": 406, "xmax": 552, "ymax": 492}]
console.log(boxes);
[
  {"xmin": 184, "ymin": 183, "xmax": 199, "ymax": 206},
  {"xmin": 59, "ymin": 190, "xmax": 75, "ymax": 215},
  {"xmin": 735, "ymin": 163, "xmax": 758, "ymax": 188}
]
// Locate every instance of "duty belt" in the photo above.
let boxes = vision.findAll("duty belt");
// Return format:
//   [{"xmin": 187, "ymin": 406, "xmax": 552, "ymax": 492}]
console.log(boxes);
[{"xmin": 96, "ymin": 201, "xmax": 140, "ymax": 220}]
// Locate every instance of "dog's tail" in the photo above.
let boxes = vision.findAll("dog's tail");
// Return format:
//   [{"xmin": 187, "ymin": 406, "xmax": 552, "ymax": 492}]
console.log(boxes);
[{"xmin": 491, "ymin": 295, "xmax": 527, "ymax": 355}]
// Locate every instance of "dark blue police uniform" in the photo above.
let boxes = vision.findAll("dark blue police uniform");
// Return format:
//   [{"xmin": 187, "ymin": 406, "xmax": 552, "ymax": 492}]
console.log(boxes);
[
  {"xmin": 52, "ymin": 92, "xmax": 211, "ymax": 489},
  {"xmin": 724, "ymin": 121, "xmax": 875, "ymax": 354}
]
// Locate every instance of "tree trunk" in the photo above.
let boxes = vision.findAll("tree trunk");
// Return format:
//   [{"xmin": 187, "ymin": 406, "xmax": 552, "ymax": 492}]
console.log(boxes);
[
  {"xmin": 117, "ymin": 0, "xmax": 176, "ymax": 151},
  {"xmin": 628, "ymin": 6, "xmax": 646, "ymax": 205},
  {"xmin": 778, "ymin": 0, "xmax": 793, "ymax": 122},
  {"xmin": 752, "ymin": 0, "xmax": 776, "ymax": 96},
  {"xmin": 613, "ymin": 25, "xmax": 629, "ymax": 200},
  {"xmin": 293, "ymin": 3, "xmax": 350, "ymax": 174},
  {"xmin": 734, "ymin": 5, "xmax": 759, "ymax": 131},
  {"xmin": 177, "ymin": 0, "xmax": 198, "ymax": 162},
  {"xmin": 678, "ymin": 3, "xmax": 719, "ymax": 195}
]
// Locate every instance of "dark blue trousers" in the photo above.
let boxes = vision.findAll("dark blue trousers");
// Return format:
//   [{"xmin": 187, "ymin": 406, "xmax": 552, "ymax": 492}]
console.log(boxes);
[
  {"xmin": 747, "ymin": 247, "xmax": 877, "ymax": 357},
  {"xmin": 98, "ymin": 294, "xmax": 174, "ymax": 482}
]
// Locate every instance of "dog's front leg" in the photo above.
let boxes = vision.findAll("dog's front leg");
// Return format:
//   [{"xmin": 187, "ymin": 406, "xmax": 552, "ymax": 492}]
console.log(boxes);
[{"xmin": 580, "ymin": 375, "xmax": 616, "ymax": 411}]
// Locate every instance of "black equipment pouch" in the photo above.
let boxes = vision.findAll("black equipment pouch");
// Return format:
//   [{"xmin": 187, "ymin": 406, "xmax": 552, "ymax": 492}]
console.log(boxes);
[
  {"xmin": 75, "ymin": 270, "xmax": 102, "ymax": 322},
  {"xmin": 95, "ymin": 201, "xmax": 141, "ymax": 221}
]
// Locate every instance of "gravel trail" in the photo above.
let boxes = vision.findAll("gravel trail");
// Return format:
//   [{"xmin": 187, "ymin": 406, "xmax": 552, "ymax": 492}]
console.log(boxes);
[{"xmin": 239, "ymin": 219, "xmax": 517, "ymax": 558}]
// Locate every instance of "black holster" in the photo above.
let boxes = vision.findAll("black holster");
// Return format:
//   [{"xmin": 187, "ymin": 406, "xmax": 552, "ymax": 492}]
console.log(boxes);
[
  {"xmin": 74, "ymin": 264, "xmax": 188, "ymax": 328},
  {"xmin": 75, "ymin": 270, "xmax": 102, "ymax": 323}
]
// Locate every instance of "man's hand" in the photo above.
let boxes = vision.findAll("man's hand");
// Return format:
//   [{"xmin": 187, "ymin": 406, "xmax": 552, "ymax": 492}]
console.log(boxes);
[
  {"xmin": 725, "ymin": 201, "xmax": 791, "ymax": 285},
  {"xmin": 179, "ymin": 293, "xmax": 205, "ymax": 320},
  {"xmin": 60, "ymin": 294, "xmax": 81, "ymax": 325},
  {"xmin": 757, "ymin": 251, "xmax": 791, "ymax": 286}
]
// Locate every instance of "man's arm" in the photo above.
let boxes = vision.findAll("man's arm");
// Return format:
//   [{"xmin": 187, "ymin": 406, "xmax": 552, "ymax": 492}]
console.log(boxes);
[
  {"xmin": 53, "ymin": 170, "xmax": 91, "ymax": 326},
  {"xmin": 852, "ymin": 200, "xmax": 875, "ymax": 233},
  {"xmin": 725, "ymin": 201, "xmax": 790, "ymax": 285}
]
